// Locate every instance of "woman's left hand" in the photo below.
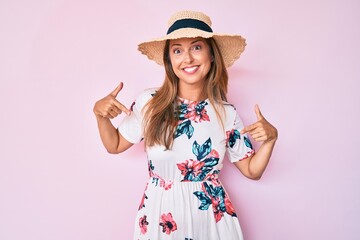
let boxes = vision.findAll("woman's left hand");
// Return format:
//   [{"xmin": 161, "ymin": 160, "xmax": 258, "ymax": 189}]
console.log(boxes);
[{"xmin": 241, "ymin": 104, "xmax": 278, "ymax": 143}]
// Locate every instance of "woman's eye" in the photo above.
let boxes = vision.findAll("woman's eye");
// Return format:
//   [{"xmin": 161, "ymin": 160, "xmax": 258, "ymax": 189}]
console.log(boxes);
[
  {"xmin": 193, "ymin": 45, "xmax": 201, "ymax": 51},
  {"xmin": 173, "ymin": 49, "xmax": 181, "ymax": 54}
]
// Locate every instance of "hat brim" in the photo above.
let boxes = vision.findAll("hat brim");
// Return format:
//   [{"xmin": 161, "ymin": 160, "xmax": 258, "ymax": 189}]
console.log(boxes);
[{"xmin": 138, "ymin": 28, "xmax": 246, "ymax": 68}]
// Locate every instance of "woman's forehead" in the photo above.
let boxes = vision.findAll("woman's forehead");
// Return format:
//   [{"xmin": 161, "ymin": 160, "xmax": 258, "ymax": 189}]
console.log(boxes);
[{"xmin": 169, "ymin": 37, "xmax": 206, "ymax": 45}]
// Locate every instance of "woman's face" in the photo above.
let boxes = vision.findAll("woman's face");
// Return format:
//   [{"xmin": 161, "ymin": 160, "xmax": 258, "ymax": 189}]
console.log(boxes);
[{"xmin": 168, "ymin": 37, "xmax": 212, "ymax": 88}]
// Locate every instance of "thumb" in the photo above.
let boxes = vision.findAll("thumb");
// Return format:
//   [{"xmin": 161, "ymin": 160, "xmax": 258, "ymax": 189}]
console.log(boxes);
[
  {"xmin": 255, "ymin": 104, "xmax": 264, "ymax": 120},
  {"xmin": 110, "ymin": 82, "xmax": 123, "ymax": 97}
]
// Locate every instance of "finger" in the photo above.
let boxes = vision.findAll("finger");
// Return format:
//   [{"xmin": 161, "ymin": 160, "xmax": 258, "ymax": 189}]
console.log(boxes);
[
  {"xmin": 253, "ymin": 136, "xmax": 267, "ymax": 142},
  {"xmin": 241, "ymin": 124, "xmax": 257, "ymax": 134},
  {"xmin": 255, "ymin": 104, "xmax": 264, "ymax": 121},
  {"xmin": 98, "ymin": 109, "xmax": 113, "ymax": 119},
  {"xmin": 112, "ymin": 99, "xmax": 131, "ymax": 115},
  {"xmin": 103, "ymin": 102, "xmax": 123, "ymax": 118},
  {"xmin": 108, "ymin": 109, "xmax": 119, "ymax": 118},
  {"xmin": 250, "ymin": 132, "xmax": 264, "ymax": 140},
  {"xmin": 110, "ymin": 105, "xmax": 122, "ymax": 115},
  {"xmin": 102, "ymin": 112, "xmax": 114, "ymax": 119},
  {"xmin": 110, "ymin": 82, "xmax": 124, "ymax": 97},
  {"xmin": 248, "ymin": 129, "xmax": 263, "ymax": 138}
]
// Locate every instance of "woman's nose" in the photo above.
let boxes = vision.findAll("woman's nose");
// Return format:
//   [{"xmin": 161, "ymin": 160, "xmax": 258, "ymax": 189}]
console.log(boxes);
[{"xmin": 183, "ymin": 51, "xmax": 194, "ymax": 63}]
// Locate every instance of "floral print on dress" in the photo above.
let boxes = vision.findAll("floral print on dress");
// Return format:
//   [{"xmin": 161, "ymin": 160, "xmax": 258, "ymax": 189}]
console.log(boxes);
[
  {"xmin": 139, "ymin": 215, "xmax": 149, "ymax": 235},
  {"xmin": 177, "ymin": 138, "xmax": 219, "ymax": 182},
  {"xmin": 175, "ymin": 100, "xmax": 210, "ymax": 139},
  {"xmin": 244, "ymin": 136, "xmax": 253, "ymax": 149},
  {"xmin": 149, "ymin": 160, "xmax": 174, "ymax": 190},
  {"xmin": 181, "ymin": 100, "xmax": 210, "ymax": 123},
  {"xmin": 125, "ymin": 90, "xmax": 253, "ymax": 238},
  {"xmin": 193, "ymin": 182, "xmax": 237, "ymax": 223},
  {"xmin": 138, "ymin": 183, "xmax": 148, "ymax": 210},
  {"xmin": 226, "ymin": 129, "xmax": 255, "ymax": 160},
  {"xmin": 226, "ymin": 129, "xmax": 253, "ymax": 150},
  {"xmin": 226, "ymin": 129, "xmax": 241, "ymax": 148},
  {"xmin": 130, "ymin": 101, "xmax": 136, "ymax": 111},
  {"xmin": 159, "ymin": 212, "xmax": 178, "ymax": 235}
]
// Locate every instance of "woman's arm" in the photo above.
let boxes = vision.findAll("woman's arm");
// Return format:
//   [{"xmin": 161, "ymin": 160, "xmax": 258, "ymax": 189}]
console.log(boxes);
[
  {"xmin": 93, "ymin": 82, "xmax": 133, "ymax": 154},
  {"xmin": 234, "ymin": 104, "xmax": 278, "ymax": 180}
]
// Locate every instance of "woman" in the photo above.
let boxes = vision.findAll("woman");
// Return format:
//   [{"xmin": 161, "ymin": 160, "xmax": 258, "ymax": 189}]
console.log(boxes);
[{"xmin": 94, "ymin": 10, "xmax": 278, "ymax": 240}]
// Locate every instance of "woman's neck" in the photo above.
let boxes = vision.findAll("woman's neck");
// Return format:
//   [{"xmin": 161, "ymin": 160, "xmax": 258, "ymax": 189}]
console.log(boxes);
[{"xmin": 177, "ymin": 83, "xmax": 207, "ymax": 101}]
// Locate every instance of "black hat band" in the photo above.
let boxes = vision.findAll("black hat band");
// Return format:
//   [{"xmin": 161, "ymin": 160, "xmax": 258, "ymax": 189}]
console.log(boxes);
[{"xmin": 167, "ymin": 18, "xmax": 213, "ymax": 35}]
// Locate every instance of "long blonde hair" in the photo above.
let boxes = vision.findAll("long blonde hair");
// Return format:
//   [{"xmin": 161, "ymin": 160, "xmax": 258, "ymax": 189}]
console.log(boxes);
[{"xmin": 143, "ymin": 38, "xmax": 229, "ymax": 149}]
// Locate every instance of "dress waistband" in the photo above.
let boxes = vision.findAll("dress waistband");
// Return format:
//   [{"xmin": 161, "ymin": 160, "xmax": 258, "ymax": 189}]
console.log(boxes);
[{"xmin": 148, "ymin": 170, "xmax": 221, "ymax": 188}]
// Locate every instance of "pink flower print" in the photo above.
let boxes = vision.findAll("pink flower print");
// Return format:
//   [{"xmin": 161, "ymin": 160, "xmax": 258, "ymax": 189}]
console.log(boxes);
[
  {"xmin": 159, "ymin": 212, "xmax": 177, "ymax": 235},
  {"xmin": 225, "ymin": 130, "xmax": 231, "ymax": 145},
  {"xmin": 240, "ymin": 150, "xmax": 255, "ymax": 161},
  {"xmin": 139, "ymin": 215, "xmax": 149, "ymax": 235},
  {"xmin": 151, "ymin": 172, "xmax": 174, "ymax": 190},
  {"xmin": 138, "ymin": 183, "xmax": 149, "ymax": 210},
  {"xmin": 138, "ymin": 192, "xmax": 148, "ymax": 210},
  {"xmin": 224, "ymin": 197, "xmax": 236, "ymax": 217},
  {"xmin": 207, "ymin": 149, "xmax": 219, "ymax": 159},
  {"xmin": 159, "ymin": 178, "xmax": 174, "ymax": 190},
  {"xmin": 211, "ymin": 198, "xmax": 224, "ymax": 223},
  {"xmin": 177, "ymin": 159, "xmax": 205, "ymax": 181},
  {"xmin": 184, "ymin": 101, "xmax": 210, "ymax": 123},
  {"xmin": 148, "ymin": 160, "xmax": 173, "ymax": 190},
  {"xmin": 205, "ymin": 172, "xmax": 221, "ymax": 186}
]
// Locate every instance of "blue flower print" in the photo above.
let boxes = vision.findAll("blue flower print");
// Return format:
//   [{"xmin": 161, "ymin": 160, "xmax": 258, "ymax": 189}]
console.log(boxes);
[
  {"xmin": 226, "ymin": 129, "xmax": 254, "ymax": 151},
  {"xmin": 226, "ymin": 129, "xmax": 241, "ymax": 148},
  {"xmin": 175, "ymin": 100, "xmax": 210, "ymax": 139},
  {"xmin": 193, "ymin": 182, "xmax": 237, "ymax": 223},
  {"xmin": 177, "ymin": 138, "xmax": 219, "ymax": 182},
  {"xmin": 175, "ymin": 120, "xmax": 194, "ymax": 139},
  {"xmin": 244, "ymin": 136, "xmax": 253, "ymax": 149}
]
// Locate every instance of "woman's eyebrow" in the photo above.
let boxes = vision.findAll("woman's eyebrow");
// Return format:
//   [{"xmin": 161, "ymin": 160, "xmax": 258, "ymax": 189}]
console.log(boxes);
[
  {"xmin": 191, "ymin": 40, "xmax": 202, "ymax": 44},
  {"xmin": 170, "ymin": 39, "xmax": 203, "ymax": 48},
  {"xmin": 170, "ymin": 43, "xmax": 182, "ymax": 47}
]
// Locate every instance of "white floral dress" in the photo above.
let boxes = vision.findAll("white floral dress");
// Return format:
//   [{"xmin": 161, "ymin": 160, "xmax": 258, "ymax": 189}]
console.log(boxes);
[{"xmin": 118, "ymin": 88, "xmax": 254, "ymax": 240}]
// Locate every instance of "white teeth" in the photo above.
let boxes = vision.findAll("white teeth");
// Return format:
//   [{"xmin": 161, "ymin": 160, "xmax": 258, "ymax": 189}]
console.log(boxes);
[{"xmin": 183, "ymin": 66, "xmax": 198, "ymax": 73}]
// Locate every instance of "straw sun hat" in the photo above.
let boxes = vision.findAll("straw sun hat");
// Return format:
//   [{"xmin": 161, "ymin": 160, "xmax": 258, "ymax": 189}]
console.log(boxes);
[{"xmin": 138, "ymin": 10, "xmax": 246, "ymax": 68}]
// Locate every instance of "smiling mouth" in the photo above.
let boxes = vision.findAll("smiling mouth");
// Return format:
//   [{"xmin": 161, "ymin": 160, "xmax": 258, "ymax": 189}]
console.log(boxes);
[{"xmin": 182, "ymin": 66, "xmax": 199, "ymax": 73}]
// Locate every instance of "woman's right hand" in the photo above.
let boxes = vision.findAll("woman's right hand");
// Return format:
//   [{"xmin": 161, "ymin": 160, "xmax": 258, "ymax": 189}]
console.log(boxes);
[{"xmin": 93, "ymin": 82, "xmax": 131, "ymax": 119}]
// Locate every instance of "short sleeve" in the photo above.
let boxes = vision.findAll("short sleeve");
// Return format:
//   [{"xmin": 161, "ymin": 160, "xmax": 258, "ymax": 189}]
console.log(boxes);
[
  {"xmin": 225, "ymin": 111, "xmax": 255, "ymax": 163},
  {"xmin": 117, "ymin": 88, "xmax": 155, "ymax": 144}
]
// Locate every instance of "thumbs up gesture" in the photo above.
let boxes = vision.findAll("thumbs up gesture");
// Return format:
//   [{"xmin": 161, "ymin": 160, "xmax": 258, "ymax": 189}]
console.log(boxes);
[
  {"xmin": 241, "ymin": 105, "xmax": 278, "ymax": 143},
  {"xmin": 93, "ymin": 82, "xmax": 131, "ymax": 119}
]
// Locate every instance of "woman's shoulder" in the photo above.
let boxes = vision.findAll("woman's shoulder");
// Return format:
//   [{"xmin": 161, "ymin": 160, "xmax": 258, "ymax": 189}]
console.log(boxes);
[
  {"xmin": 135, "ymin": 87, "xmax": 158, "ymax": 100},
  {"xmin": 218, "ymin": 100, "xmax": 240, "ymax": 125},
  {"xmin": 138, "ymin": 87, "xmax": 158, "ymax": 98},
  {"xmin": 133, "ymin": 87, "xmax": 159, "ymax": 106},
  {"xmin": 221, "ymin": 100, "xmax": 237, "ymax": 112}
]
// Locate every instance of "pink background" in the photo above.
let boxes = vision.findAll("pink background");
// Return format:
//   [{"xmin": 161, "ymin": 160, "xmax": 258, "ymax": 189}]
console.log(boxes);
[{"xmin": 1, "ymin": 0, "xmax": 359, "ymax": 239}]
